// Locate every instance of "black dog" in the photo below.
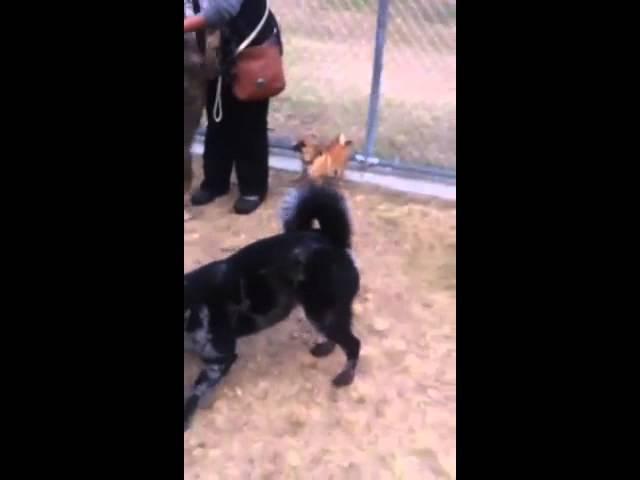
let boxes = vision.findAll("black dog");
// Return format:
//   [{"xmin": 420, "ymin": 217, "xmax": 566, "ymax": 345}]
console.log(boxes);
[{"xmin": 184, "ymin": 184, "xmax": 361, "ymax": 431}]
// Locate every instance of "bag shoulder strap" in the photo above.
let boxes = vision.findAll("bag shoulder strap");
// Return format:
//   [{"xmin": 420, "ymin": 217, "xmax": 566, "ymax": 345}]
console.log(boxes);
[
  {"xmin": 212, "ymin": 0, "xmax": 272, "ymax": 124},
  {"xmin": 235, "ymin": 0, "xmax": 270, "ymax": 55}
]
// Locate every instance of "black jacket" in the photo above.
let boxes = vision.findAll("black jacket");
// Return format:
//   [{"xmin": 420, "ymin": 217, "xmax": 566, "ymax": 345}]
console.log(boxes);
[{"xmin": 226, "ymin": 0, "xmax": 281, "ymax": 50}]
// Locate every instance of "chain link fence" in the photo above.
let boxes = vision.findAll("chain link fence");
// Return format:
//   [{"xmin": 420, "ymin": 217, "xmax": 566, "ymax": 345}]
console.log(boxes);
[
  {"xmin": 270, "ymin": 0, "xmax": 456, "ymax": 174},
  {"xmin": 186, "ymin": 0, "xmax": 456, "ymax": 176}
]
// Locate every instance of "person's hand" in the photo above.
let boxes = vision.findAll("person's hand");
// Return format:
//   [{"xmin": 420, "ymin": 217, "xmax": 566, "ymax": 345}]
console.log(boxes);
[{"xmin": 184, "ymin": 15, "xmax": 207, "ymax": 33}]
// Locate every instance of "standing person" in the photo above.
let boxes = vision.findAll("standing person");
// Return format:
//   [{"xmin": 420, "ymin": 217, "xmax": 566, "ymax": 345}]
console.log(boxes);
[
  {"xmin": 183, "ymin": 0, "xmax": 206, "ymax": 221},
  {"xmin": 184, "ymin": 0, "xmax": 283, "ymax": 215}
]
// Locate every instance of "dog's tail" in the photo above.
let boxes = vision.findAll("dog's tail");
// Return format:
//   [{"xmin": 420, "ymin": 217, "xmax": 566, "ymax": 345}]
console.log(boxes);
[{"xmin": 280, "ymin": 184, "xmax": 352, "ymax": 249}]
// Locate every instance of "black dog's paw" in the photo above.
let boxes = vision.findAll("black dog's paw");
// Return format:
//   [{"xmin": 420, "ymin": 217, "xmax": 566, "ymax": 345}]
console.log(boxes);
[
  {"xmin": 310, "ymin": 340, "xmax": 336, "ymax": 358},
  {"xmin": 331, "ymin": 368, "xmax": 355, "ymax": 387},
  {"xmin": 184, "ymin": 409, "xmax": 194, "ymax": 433},
  {"xmin": 184, "ymin": 395, "xmax": 198, "ymax": 433}
]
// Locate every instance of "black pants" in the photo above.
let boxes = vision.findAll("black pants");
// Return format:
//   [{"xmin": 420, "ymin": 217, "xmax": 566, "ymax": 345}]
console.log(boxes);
[{"xmin": 201, "ymin": 79, "xmax": 270, "ymax": 198}]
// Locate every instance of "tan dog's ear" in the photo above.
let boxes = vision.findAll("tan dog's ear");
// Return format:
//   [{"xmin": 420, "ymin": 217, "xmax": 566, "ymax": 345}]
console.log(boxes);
[
  {"xmin": 336, "ymin": 133, "xmax": 354, "ymax": 148},
  {"xmin": 293, "ymin": 133, "xmax": 320, "ymax": 152},
  {"xmin": 292, "ymin": 140, "xmax": 306, "ymax": 152}
]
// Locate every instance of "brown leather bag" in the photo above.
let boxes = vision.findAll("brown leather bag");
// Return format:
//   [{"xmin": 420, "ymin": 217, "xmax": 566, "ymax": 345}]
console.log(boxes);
[
  {"xmin": 232, "ymin": 36, "xmax": 285, "ymax": 101},
  {"xmin": 231, "ymin": 0, "xmax": 285, "ymax": 102}
]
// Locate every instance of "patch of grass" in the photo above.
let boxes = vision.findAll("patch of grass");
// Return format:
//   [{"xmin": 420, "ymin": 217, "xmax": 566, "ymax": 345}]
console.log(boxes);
[
  {"xmin": 442, "ymin": 2, "xmax": 457, "ymax": 23},
  {"xmin": 269, "ymin": 91, "xmax": 370, "ymax": 142},
  {"xmin": 278, "ymin": 7, "xmax": 455, "ymax": 52},
  {"xmin": 270, "ymin": 94, "xmax": 456, "ymax": 169},
  {"xmin": 323, "ymin": 0, "xmax": 457, "ymax": 26},
  {"xmin": 324, "ymin": 0, "xmax": 376, "ymax": 13},
  {"xmin": 375, "ymin": 101, "xmax": 456, "ymax": 169}
]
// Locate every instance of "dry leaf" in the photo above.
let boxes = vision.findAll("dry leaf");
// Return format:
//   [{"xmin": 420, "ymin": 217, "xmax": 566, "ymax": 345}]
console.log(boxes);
[
  {"xmin": 285, "ymin": 451, "xmax": 302, "ymax": 467},
  {"xmin": 372, "ymin": 317, "xmax": 391, "ymax": 332}
]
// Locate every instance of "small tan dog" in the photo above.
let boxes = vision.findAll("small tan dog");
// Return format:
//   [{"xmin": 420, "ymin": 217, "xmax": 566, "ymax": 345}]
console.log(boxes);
[
  {"xmin": 293, "ymin": 134, "xmax": 324, "ymax": 171},
  {"xmin": 293, "ymin": 133, "xmax": 355, "ymax": 183}
]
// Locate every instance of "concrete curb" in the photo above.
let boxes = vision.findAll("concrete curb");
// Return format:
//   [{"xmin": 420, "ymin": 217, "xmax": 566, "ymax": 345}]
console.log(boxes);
[{"xmin": 191, "ymin": 140, "xmax": 456, "ymax": 202}]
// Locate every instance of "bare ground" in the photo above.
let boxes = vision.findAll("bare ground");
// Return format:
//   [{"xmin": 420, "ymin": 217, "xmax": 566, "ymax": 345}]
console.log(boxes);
[{"xmin": 184, "ymin": 167, "xmax": 456, "ymax": 479}]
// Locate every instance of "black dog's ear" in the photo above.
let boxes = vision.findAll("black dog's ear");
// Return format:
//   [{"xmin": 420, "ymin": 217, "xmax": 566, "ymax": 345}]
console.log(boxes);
[{"xmin": 292, "ymin": 140, "xmax": 305, "ymax": 152}]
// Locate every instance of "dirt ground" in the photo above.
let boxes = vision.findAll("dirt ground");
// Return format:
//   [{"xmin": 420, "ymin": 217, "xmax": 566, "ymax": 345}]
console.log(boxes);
[{"xmin": 184, "ymin": 168, "xmax": 456, "ymax": 480}]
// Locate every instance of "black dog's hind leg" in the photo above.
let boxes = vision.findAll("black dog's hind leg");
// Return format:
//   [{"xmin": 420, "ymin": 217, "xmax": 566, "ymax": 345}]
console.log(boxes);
[
  {"xmin": 184, "ymin": 336, "xmax": 237, "ymax": 432},
  {"xmin": 310, "ymin": 339, "xmax": 336, "ymax": 357},
  {"xmin": 306, "ymin": 305, "xmax": 361, "ymax": 387},
  {"xmin": 325, "ymin": 324, "xmax": 360, "ymax": 387}
]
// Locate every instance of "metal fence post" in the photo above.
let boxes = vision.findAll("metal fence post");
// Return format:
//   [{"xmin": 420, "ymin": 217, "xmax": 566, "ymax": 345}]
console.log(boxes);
[{"xmin": 363, "ymin": 0, "xmax": 391, "ymax": 164}]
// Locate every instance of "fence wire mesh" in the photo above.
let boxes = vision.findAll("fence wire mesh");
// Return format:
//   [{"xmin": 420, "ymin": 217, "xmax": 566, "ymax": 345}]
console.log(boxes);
[
  {"xmin": 270, "ymin": 0, "xmax": 456, "ymax": 172},
  {"xmin": 186, "ymin": 0, "xmax": 456, "ymax": 174}
]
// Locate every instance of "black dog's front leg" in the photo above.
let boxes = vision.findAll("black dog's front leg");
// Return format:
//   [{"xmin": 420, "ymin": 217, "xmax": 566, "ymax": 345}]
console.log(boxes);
[
  {"xmin": 184, "ymin": 353, "xmax": 236, "ymax": 432},
  {"xmin": 294, "ymin": 165, "xmax": 310, "ymax": 183}
]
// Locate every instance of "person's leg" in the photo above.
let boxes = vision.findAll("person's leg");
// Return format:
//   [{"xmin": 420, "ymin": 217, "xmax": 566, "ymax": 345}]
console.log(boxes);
[
  {"xmin": 184, "ymin": 35, "xmax": 205, "ymax": 218},
  {"xmin": 227, "ymin": 95, "xmax": 270, "ymax": 214},
  {"xmin": 191, "ymin": 79, "xmax": 235, "ymax": 206}
]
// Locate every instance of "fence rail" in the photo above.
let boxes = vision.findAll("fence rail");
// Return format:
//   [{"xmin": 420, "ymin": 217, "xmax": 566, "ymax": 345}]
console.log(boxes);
[{"xmin": 270, "ymin": 0, "xmax": 456, "ymax": 176}]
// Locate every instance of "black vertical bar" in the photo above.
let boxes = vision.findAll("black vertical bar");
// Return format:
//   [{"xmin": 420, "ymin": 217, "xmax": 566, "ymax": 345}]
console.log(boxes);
[{"xmin": 363, "ymin": 0, "xmax": 391, "ymax": 163}]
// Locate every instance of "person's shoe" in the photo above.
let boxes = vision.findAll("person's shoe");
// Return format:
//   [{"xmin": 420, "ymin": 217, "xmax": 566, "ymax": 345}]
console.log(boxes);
[
  {"xmin": 191, "ymin": 187, "xmax": 223, "ymax": 206},
  {"xmin": 233, "ymin": 195, "xmax": 263, "ymax": 215}
]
